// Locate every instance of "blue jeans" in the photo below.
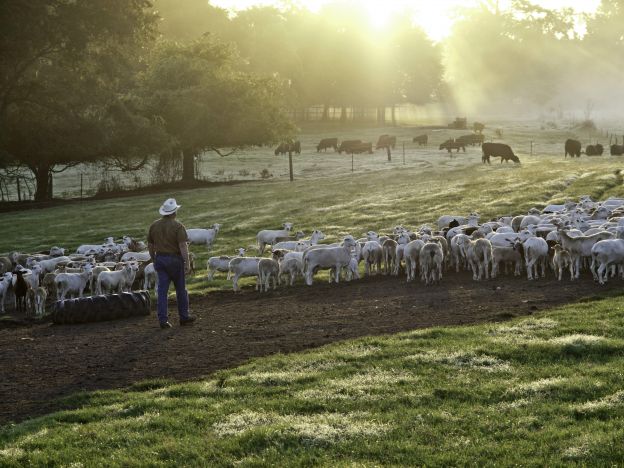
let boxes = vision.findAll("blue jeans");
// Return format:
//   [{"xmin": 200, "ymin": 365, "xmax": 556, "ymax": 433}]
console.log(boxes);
[{"xmin": 154, "ymin": 254, "xmax": 189, "ymax": 323}]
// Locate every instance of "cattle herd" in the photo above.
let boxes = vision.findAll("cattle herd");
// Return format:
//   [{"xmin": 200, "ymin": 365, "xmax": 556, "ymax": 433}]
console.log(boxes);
[
  {"xmin": 278, "ymin": 132, "xmax": 624, "ymax": 164},
  {"xmin": 3, "ymin": 195, "xmax": 624, "ymax": 319}
]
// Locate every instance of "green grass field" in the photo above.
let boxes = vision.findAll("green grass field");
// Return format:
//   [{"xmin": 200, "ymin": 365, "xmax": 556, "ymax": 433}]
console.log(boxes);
[{"xmin": 2, "ymin": 124, "xmax": 624, "ymax": 465}]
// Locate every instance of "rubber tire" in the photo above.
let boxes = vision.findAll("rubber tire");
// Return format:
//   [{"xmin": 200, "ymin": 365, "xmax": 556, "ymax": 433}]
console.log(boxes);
[{"xmin": 52, "ymin": 291, "xmax": 151, "ymax": 325}]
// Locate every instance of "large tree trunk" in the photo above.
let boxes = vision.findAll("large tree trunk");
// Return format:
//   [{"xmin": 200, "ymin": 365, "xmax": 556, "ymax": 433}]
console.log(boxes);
[
  {"xmin": 321, "ymin": 104, "xmax": 329, "ymax": 121},
  {"xmin": 32, "ymin": 164, "xmax": 52, "ymax": 201},
  {"xmin": 340, "ymin": 106, "xmax": 347, "ymax": 123},
  {"xmin": 391, "ymin": 104, "xmax": 397, "ymax": 126},
  {"xmin": 182, "ymin": 149, "xmax": 195, "ymax": 183},
  {"xmin": 377, "ymin": 106, "xmax": 386, "ymax": 125}
]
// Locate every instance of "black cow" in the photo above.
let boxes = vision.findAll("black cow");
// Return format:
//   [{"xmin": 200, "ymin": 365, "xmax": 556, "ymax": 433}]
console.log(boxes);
[
  {"xmin": 482, "ymin": 142, "xmax": 520, "ymax": 164},
  {"xmin": 316, "ymin": 138, "xmax": 338, "ymax": 152},
  {"xmin": 274, "ymin": 140, "xmax": 301, "ymax": 156},
  {"xmin": 611, "ymin": 144, "xmax": 624, "ymax": 156},
  {"xmin": 376, "ymin": 134, "xmax": 396, "ymax": 150},
  {"xmin": 565, "ymin": 139, "xmax": 582, "ymax": 158},
  {"xmin": 338, "ymin": 140, "xmax": 362, "ymax": 154},
  {"xmin": 439, "ymin": 139, "xmax": 465, "ymax": 153},
  {"xmin": 585, "ymin": 144, "xmax": 604, "ymax": 156},
  {"xmin": 413, "ymin": 134, "xmax": 428, "ymax": 146}
]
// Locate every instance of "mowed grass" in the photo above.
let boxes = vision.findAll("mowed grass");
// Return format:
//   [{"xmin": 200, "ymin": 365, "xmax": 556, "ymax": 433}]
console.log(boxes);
[
  {"xmin": 2, "ymin": 148, "xmax": 624, "ymax": 464},
  {"xmin": 1, "ymin": 154, "xmax": 623, "ymax": 293},
  {"xmin": 2, "ymin": 296, "xmax": 624, "ymax": 465}
]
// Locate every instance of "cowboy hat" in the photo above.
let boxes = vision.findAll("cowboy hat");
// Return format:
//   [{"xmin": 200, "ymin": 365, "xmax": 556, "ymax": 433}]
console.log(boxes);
[{"xmin": 159, "ymin": 198, "xmax": 181, "ymax": 216}]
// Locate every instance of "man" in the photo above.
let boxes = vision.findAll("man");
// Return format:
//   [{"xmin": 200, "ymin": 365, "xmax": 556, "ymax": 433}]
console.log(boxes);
[{"xmin": 147, "ymin": 198, "xmax": 196, "ymax": 328}]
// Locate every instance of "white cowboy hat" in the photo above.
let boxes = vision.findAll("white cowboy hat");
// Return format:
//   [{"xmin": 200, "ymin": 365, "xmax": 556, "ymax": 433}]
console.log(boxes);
[{"xmin": 159, "ymin": 198, "xmax": 181, "ymax": 216}]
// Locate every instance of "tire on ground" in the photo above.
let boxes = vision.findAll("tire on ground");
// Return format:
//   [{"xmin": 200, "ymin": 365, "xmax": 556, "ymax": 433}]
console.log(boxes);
[{"xmin": 52, "ymin": 291, "xmax": 151, "ymax": 325}]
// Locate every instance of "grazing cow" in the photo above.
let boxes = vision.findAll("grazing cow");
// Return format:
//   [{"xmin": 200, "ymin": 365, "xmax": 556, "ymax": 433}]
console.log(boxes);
[
  {"xmin": 376, "ymin": 134, "xmax": 396, "ymax": 150},
  {"xmin": 413, "ymin": 134, "xmax": 428, "ymax": 146},
  {"xmin": 439, "ymin": 139, "xmax": 465, "ymax": 154},
  {"xmin": 316, "ymin": 138, "xmax": 338, "ymax": 152},
  {"xmin": 565, "ymin": 139, "xmax": 582, "ymax": 158},
  {"xmin": 482, "ymin": 142, "xmax": 520, "ymax": 164},
  {"xmin": 338, "ymin": 140, "xmax": 363, "ymax": 154},
  {"xmin": 585, "ymin": 144, "xmax": 604, "ymax": 156},
  {"xmin": 274, "ymin": 140, "xmax": 301, "ymax": 155},
  {"xmin": 457, "ymin": 134, "xmax": 484, "ymax": 146},
  {"xmin": 351, "ymin": 142, "xmax": 373, "ymax": 154},
  {"xmin": 610, "ymin": 144, "xmax": 624, "ymax": 156},
  {"xmin": 473, "ymin": 122, "xmax": 485, "ymax": 133}
]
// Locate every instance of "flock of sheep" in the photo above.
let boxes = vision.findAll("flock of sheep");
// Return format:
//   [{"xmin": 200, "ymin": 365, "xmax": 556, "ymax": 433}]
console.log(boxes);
[
  {"xmin": 220, "ymin": 195, "xmax": 624, "ymax": 292},
  {"xmin": 2, "ymin": 194, "xmax": 624, "ymax": 318}
]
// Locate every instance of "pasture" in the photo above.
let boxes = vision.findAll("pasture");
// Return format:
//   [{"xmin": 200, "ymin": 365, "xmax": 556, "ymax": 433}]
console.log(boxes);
[{"xmin": 2, "ymin": 122, "xmax": 624, "ymax": 464}]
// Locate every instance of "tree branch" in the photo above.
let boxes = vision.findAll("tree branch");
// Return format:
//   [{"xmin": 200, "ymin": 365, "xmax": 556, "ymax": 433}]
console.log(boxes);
[
  {"xmin": 209, "ymin": 146, "xmax": 238, "ymax": 157},
  {"xmin": 50, "ymin": 162, "xmax": 81, "ymax": 173}
]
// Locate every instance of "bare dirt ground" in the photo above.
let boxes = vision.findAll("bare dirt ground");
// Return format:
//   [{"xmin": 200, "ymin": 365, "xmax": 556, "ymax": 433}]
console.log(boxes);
[{"xmin": 1, "ymin": 272, "xmax": 620, "ymax": 426}]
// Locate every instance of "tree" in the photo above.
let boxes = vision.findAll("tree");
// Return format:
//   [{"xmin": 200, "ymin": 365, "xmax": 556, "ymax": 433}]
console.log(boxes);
[
  {"xmin": 141, "ymin": 36, "xmax": 294, "ymax": 182},
  {"xmin": 0, "ymin": 0, "xmax": 160, "ymax": 200}
]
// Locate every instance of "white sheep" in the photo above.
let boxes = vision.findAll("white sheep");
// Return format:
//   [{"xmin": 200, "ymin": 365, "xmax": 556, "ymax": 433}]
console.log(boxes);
[
  {"xmin": 228, "ymin": 257, "xmax": 262, "ymax": 292},
  {"xmin": 404, "ymin": 239, "xmax": 425, "ymax": 281},
  {"xmin": 279, "ymin": 257, "xmax": 303, "ymax": 286},
  {"xmin": 55, "ymin": 266, "xmax": 93, "ymax": 302},
  {"xmin": 187, "ymin": 224, "xmax": 222, "ymax": 249},
  {"xmin": 96, "ymin": 264, "xmax": 138, "ymax": 295},
  {"xmin": 303, "ymin": 236, "xmax": 357, "ymax": 285},
  {"xmin": 459, "ymin": 237, "xmax": 492, "ymax": 280},
  {"xmin": 419, "ymin": 241, "xmax": 444, "ymax": 285},
  {"xmin": 491, "ymin": 246, "xmax": 523, "ymax": 278},
  {"xmin": 361, "ymin": 240, "xmax": 383, "ymax": 276},
  {"xmin": 256, "ymin": 222, "xmax": 294, "ymax": 254},
  {"xmin": 515, "ymin": 237, "xmax": 549, "ymax": 280},
  {"xmin": 590, "ymin": 239, "xmax": 624, "ymax": 284},
  {"xmin": 0, "ymin": 272, "xmax": 13, "ymax": 314},
  {"xmin": 273, "ymin": 230, "xmax": 325, "ymax": 251},
  {"xmin": 552, "ymin": 245, "xmax": 574, "ymax": 281},
  {"xmin": 207, "ymin": 248, "xmax": 246, "ymax": 280},
  {"xmin": 258, "ymin": 258, "xmax": 280, "ymax": 292}
]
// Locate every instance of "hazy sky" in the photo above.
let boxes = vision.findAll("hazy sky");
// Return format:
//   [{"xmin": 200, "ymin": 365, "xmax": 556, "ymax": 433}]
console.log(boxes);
[{"xmin": 210, "ymin": 0, "xmax": 601, "ymax": 41}]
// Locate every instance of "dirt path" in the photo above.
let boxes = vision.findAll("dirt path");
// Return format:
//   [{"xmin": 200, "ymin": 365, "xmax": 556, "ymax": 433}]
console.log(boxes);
[{"xmin": 1, "ymin": 273, "xmax": 619, "ymax": 425}]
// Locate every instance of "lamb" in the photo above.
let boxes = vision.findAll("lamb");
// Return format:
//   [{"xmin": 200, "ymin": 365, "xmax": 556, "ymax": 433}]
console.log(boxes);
[
  {"xmin": 514, "ymin": 237, "xmax": 549, "ymax": 280},
  {"xmin": 419, "ymin": 241, "xmax": 444, "ymax": 285},
  {"xmin": 392, "ymin": 232, "xmax": 411, "ymax": 275},
  {"xmin": 278, "ymin": 257, "xmax": 303, "ymax": 286},
  {"xmin": 187, "ymin": 224, "xmax": 221, "ymax": 249},
  {"xmin": 96, "ymin": 264, "xmax": 137, "ymax": 295},
  {"xmin": 228, "ymin": 257, "xmax": 263, "ymax": 292},
  {"xmin": 120, "ymin": 251, "xmax": 151, "ymax": 263},
  {"xmin": 450, "ymin": 234, "xmax": 470, "ymax": 272},
  {"xmin": 13, "ymin": 270, "xmax": 30, "ymax": 313},
  {"xmin": 33, "ymin": 256, "xmax": 72, "ymax": 275},
  {"xmin": 89, "ymin": 265, "xmax": 111, "ymax": 293},
  {"xmin": 207, "ymin": 248, "xmax": 246, "ymax": 280},
  {"xmin": 361, "ymin": 240, "xmax": 383, "ymax": 276},
  {"xmin": 403, "ymin": 239, "xmax": 425, "ymax": 281},
  {"xmin": 27, "ymin": 287, "xmax": 47, "ymax": 316},
  {"xmin": 458, "ymin": 237, "xmax": 492, "ymax": 280},
  {"xmin": 257, "ymin": 222, "xmax": 294, "ymax": 254},
  {"xmin": 273, "ymin": 230, "xmax": 325, "ymax": 251},
  {"xmin": 382, "ymin": 238, "xmax": 398, "ymax": 275},
  {"xmin": 590, "ymin": 239, "xmax": 624, "ymax": 284},
  {"xmin": 0, "ymin": 272, "xmax": 13, "ymax": 314},
  {"xmin": 552, "ymin": 245, "xmax": 574, "ymax": 281},
  {"xmin": 558, "ymin": 229, "xmax": 613, "ymax": 278},
  {"xmin": 258, "ymin": 258, "xmax": 280, "ymax": 292},
  {"xmin": 143, "ymin": 263, "xmax": 157, "ymax": 290},
  {"xmin": 303, "ymin": 236, "xmax": 357, "ymax": 285},
  {"xmin": 55, "ymin": 266, "xmax": 93, "ymax": 302},
  {"xmin": 491, "ymin": 246, "xmax": 523, "ymax": 278}
]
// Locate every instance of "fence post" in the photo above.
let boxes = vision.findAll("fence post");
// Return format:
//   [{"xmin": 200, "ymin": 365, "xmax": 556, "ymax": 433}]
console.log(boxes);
[
  {"xmin": 351, "ymin": 152, "xmax": 354, "ymax": 172},
  {"xmin": 402, "ymin": 142, "xmax": 405, "ymax": 165},
  {"xmin": 530, "ymin": 141, "xmax": 533, "ymax": 156},
  {"xmin": 387, "ymin": 146, "xmax": 391, "ymax": 162},
  {"xmin": 16, "ymin": 177, "xmax": 21, "ymax": 201},
  {"xmin": 80, "ymin": 173, "xmax": 83, "ymax": 199},
  {"xmin": 288, "ymin": 150, "xmax": 293, "ymax": 182}
]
